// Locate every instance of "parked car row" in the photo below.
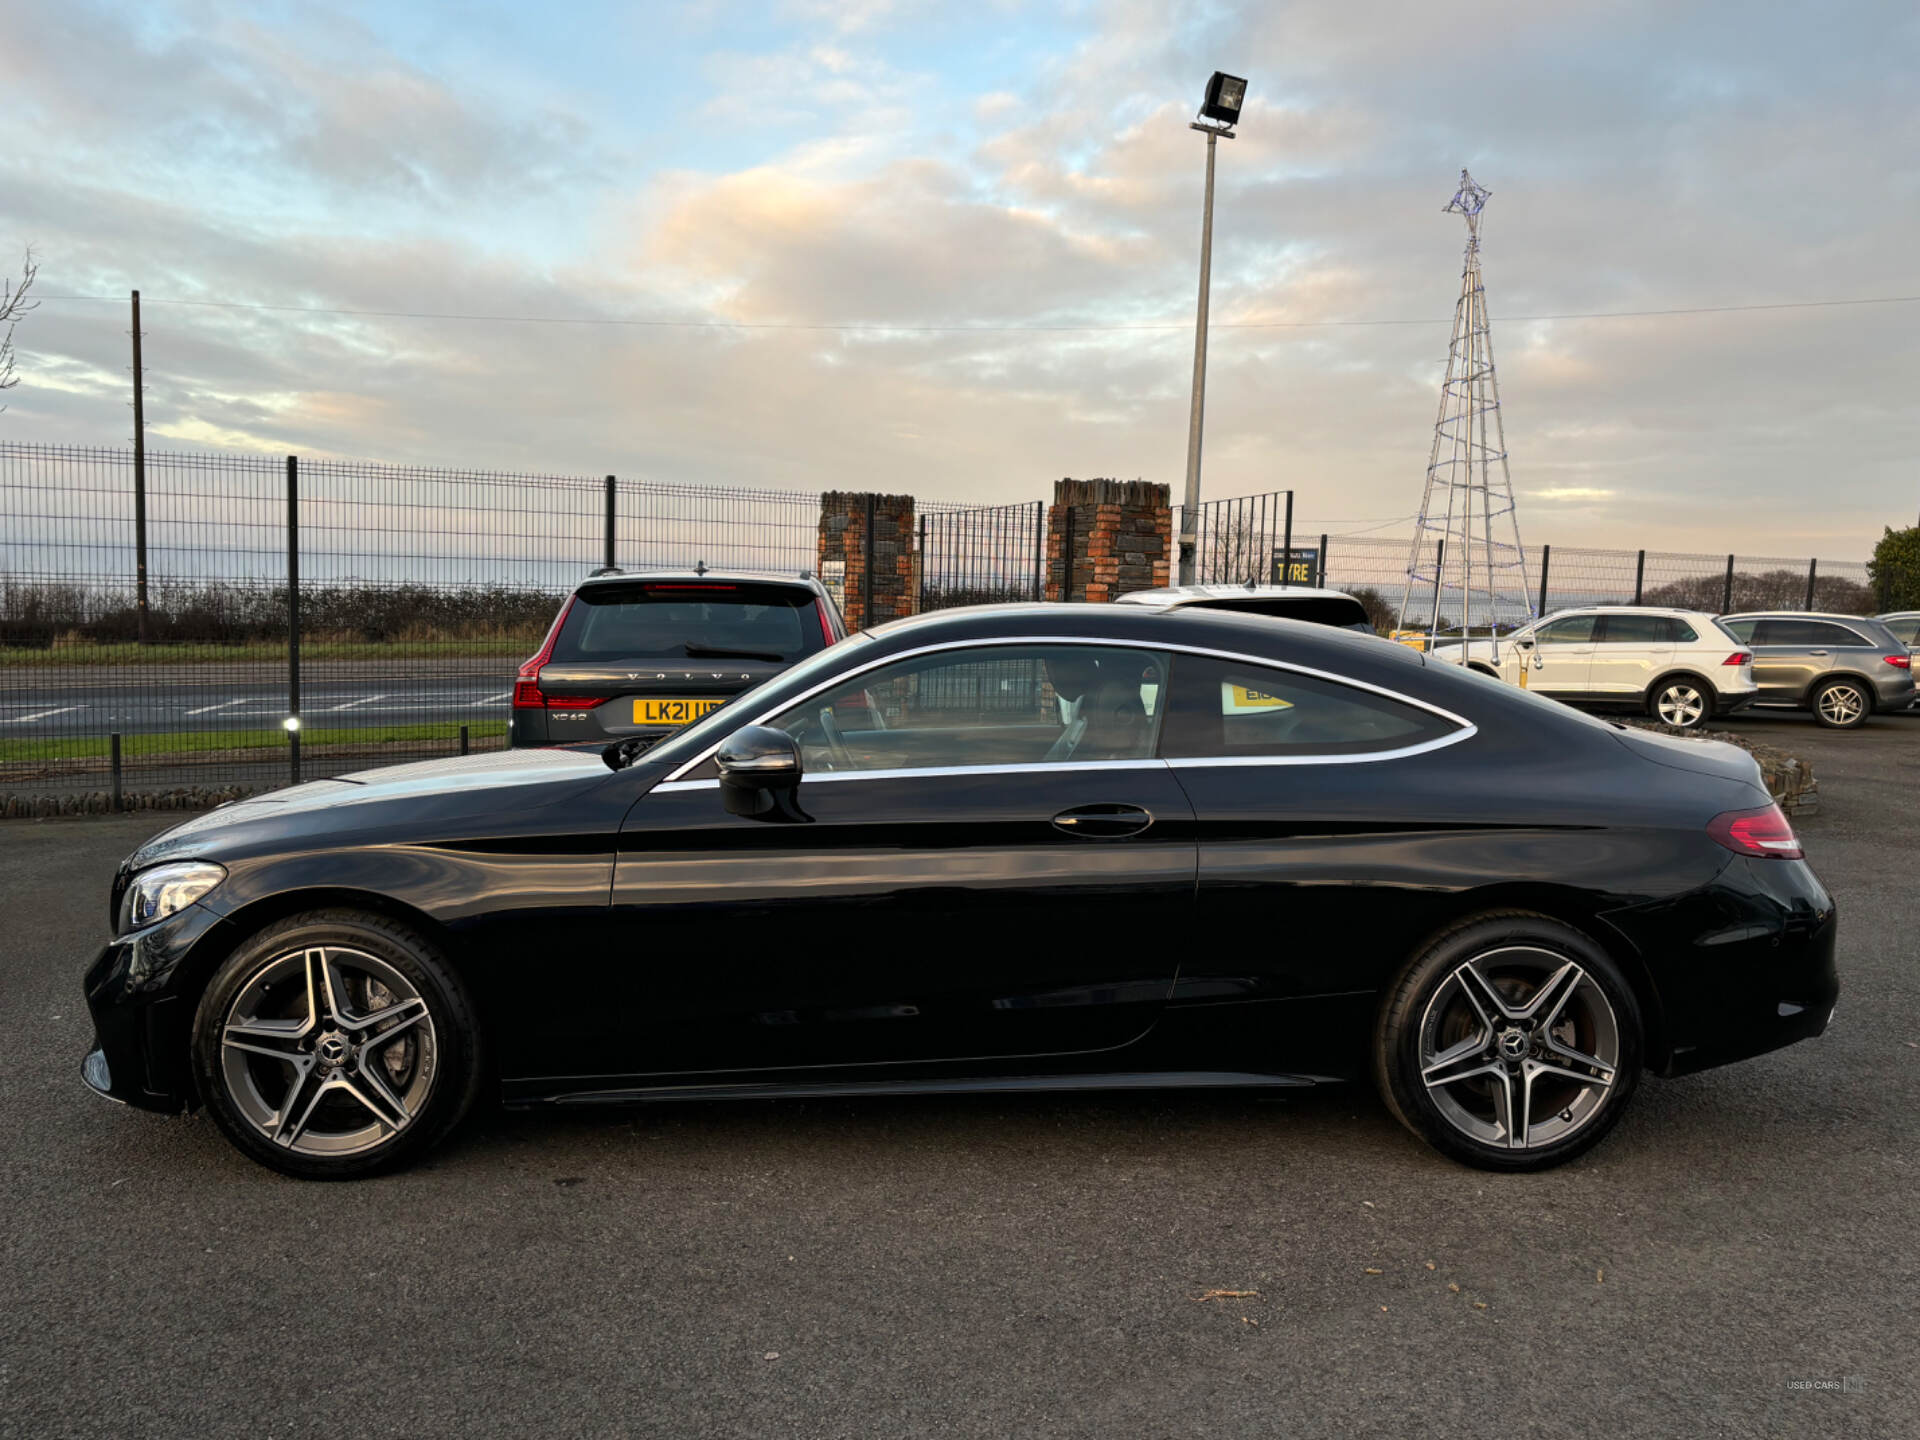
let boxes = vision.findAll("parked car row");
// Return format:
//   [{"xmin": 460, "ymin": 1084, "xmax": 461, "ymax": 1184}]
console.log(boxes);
[{"xmin": 1430, "ymin": 606, "xmax": 1913, "ymax": 731}]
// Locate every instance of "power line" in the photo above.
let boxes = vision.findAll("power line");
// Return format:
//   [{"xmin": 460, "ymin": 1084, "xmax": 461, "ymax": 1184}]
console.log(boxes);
[{"xmin": 30, "ymin": 290, "xmax": 1920, "ymax": 334}]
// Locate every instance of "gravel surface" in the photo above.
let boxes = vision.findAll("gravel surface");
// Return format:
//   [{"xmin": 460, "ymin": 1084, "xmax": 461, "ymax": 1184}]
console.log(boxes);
[{"xmin": 2, "ymin": 709, "xmax": 1914, "ymax": 1438}]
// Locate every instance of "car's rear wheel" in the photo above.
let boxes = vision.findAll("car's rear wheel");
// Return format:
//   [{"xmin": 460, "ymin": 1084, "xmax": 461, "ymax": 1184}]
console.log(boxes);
[
  {"xmin": 1811, "ymin": 677, "xmax": 1871, "ymax": 729},
  {"xmin": 191, "ymin": 910, "xmax": 483, "ymax": 1179},
  {"xmin": 1648, "ymin": 674, "xmax": 1712, "ymax": 729},
  {"xmin": 1375, "ymin": 913, "xmax": 1643, "ymax": 1172}
]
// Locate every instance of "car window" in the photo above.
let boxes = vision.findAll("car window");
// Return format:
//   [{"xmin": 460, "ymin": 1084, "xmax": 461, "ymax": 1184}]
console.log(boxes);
[
  {"xmin": 1751, "ymin": 618, "xmax": 1869, "ymax": 647},
  {"xmin": 763, "ymin": 644, "xmax": 1169, "ymax": 773},
  {"xmin": 1720, "ymin": 618, "xmax": 1756, "ymax": 643},
  {"xmin": 1533, "ymin": 615, "xmax": 1598, "ymax": 644},
  {"xmin": 1672, "ymin": 620, "xmax": 1699, "ymax": 642},
  {"xmin": 1887, "ymin": 617, "xmax": 1920, "ymax": 646},
  {"xmin": 1158, "ymin": 654, "xmax": 1458, "ymax": 759},
  {"xmin": 1597, "ymin": 614, "xmax": 1672, "ymax": 646},
  {"xmin": 550, "ymin": 581, "xmax": 826, "ymax": 664}
]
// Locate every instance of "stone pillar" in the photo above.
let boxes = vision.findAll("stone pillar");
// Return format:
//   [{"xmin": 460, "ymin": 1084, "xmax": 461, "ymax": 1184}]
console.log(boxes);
[
  {"xmin": 817, "ymin": 492, "xmax": 917, "ymax": 630},
  {"xmin": 1045, "ymin": 478, "xmax": 1172, "ymax": 603}
]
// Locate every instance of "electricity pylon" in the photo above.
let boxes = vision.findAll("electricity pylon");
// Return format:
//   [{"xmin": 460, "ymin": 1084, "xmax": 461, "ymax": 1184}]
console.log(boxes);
[{"xmin": 1400, "ymin": 170, "xmax": 1533, "ymax": 659}]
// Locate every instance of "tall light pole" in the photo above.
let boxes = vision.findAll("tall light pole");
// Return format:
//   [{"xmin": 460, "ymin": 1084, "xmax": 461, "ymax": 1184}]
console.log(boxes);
[{"xmin": 1177, "ymin": 71, "xmax": 1247, "ymax": 586}]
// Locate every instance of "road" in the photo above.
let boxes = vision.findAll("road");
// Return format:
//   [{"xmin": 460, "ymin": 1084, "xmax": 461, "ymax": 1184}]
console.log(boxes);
[
  {"xmin": 0, "ymin": 714, "xmax": 1915, "ymax": 1436},
  {"xmin": 0, "ymin": 663, "xmax": 514, "ymax": 737}
]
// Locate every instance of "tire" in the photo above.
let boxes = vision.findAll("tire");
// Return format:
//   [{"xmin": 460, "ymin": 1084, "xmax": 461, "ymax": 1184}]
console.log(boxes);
[
  {"xmin": 190, "ymin": 909, "xmax": 484, "ymax": 1179},
  {"xmin": 1810, "ymin": 677, "xmax": 1871, "ymax": 730},
  {"xmin": 1647, "ymin": 673, "xmax": 1713, "ymax": 730},
  {"xmin": 1374, "ymin": 912, "xmax": 1643, "ymax": 1172}
]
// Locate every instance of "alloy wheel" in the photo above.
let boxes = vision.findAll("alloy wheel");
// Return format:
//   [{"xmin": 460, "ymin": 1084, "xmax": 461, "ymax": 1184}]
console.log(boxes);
[
  {"xmin": 1416, "ymin": 946, "xmax": 1621, "ymax": 1151},
  {"xmin": 218, "ymin": 946, "xmax": 439, "ymax": 1157},
  {"xmin": 1816, "ymin": 682, "xmax": 1866, "ymax": 727},
  {"xmin": 1655, "ymin": 682, "xmax": 1707, "ymax": 728}
]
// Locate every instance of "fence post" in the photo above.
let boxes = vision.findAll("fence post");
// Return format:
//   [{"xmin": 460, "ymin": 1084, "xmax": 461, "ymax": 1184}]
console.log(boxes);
[
  {"xmin": 1804, "ymin": 558, "xmax": 1818, "ymax": 610},
  {"xmin": 1317, "ymin": 533, "xmax": 1329, "ymax": 589},
  {"xmin": 287, "ymin": 454, "xmax": 301, "ymax": 786},
  {"xmin": 131, "ymin": 290, "xmax": 150, "ymax": 644},
  {"xmin": 1032, "ymin": 501, "xmax": 1045, "ymax": 601},
  {"xmin": 1633, "ymin": 549, "xmax": 1646, "ymax": 606},
  {"xmin": 1429, "ymin": 537, "xmax": 1446, "ymax": 638},
  {"xmin": 1279, "ymin": 492, "xmax": 1295, "ymax": 589},
  {"xmin": 603, "ymin": 475, "xmax": 616, "ymax": 571},
  {"xmin": 861, "ymin": 494, "xmax": 876, "ymax": 625},
  {"xmin": 459, "ymin": 724, "xmax": 470, "ymax": 757},
  {"xmin": 1722, "ymin": 554, "xmax": 1735, "ymax": 614},
  {"xmin": 1537, "ymin": 543, "xmax": 1551, "ymax": 617},
  {"xmin": 110, "ymin": 733, "xmax": 123, "ymax": 813},
  {"xmin": 917, "ymin": 514, "xmax": 928, "ymax": 612}
]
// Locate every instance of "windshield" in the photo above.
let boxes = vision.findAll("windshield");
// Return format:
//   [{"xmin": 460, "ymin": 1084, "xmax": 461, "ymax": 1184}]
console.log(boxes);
[
  {"xmin": 552, "ymin": 581, "xmax": 827, "ymax": 664},
  {"xmin": 638, "ymin": 634, "xmax": 876, "ymax": 768}
]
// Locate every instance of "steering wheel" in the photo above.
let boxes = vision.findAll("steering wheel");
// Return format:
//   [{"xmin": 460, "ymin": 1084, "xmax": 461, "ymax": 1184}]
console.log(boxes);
[{"xmin": 816, "ymin": 706, "xmax": 855, "ymax": 770}]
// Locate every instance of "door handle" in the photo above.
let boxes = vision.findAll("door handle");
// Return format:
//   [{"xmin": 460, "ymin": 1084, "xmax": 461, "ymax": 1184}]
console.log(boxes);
[
  {"xmin": 1052, "ymin": 803, "xmax": 1153, "ymax": 839},
  {"xmin": 1809, "ymin": 650, "xmax": 1829, "ymax": 657}
]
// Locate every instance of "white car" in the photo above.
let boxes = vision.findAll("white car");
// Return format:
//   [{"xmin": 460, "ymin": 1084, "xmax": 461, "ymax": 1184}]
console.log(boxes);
[{"xmin": 1428, "ymin": 607, "xmax": 1758, "ymax": 730}]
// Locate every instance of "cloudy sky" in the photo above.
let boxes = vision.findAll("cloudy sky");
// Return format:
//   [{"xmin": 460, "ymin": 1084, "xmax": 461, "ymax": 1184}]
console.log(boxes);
[{"xmin": 3, "ymin": 0, "xmax": 1916, "ymax": 553}]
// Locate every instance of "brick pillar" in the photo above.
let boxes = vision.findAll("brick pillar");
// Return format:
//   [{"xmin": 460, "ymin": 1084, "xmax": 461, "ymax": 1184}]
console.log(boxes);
[
  {"xmin": 818, "ymin": 492, "xmax": 917, "ymax": 630},
  {"xmin": 1046, "ymin": 478, "xmax": 1171, "ymax": 602}
]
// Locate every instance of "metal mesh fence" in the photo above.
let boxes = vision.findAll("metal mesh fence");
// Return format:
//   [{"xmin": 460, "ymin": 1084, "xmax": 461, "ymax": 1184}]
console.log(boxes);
[{"xmin": 0, "ymin": 440, "xmax": 1894, "ymax": 811}]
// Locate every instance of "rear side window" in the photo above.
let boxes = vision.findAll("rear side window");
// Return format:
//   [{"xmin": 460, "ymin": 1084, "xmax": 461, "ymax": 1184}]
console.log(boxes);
[
  {"xmin": 1886, "ymin": 617, "xmax": 1920, "ymax": 646},
  {"xmin": 1597, "ymin": 614, "xmax": 1674, "ymax": 646},
  {"xmin": 1194, "ymin": 596, "xmax": 1374, "ymax": 630},
  {"xmin": 1720, "ymin": 618, "xmax": 1756, "ymax": 643},
  {"xmin": 1750, "ymin": 619, "xmax": 1871, "ymax": 648},
  {"xmin": 1159, "ymin": 655, "xmax": 1459, "ymax": 759},
  {"xmin": 550, "ymin": 582, "xmax": 826, "ymax": 663}
]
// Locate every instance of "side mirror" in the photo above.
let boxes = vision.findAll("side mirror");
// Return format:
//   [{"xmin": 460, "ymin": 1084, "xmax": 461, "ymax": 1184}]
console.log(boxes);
[
  {"xmin": 715, "ymin": 726, "xmax": 810, "ymax": 822},
  {"xmin": 1514, "ymin": 637, "xmax": 1535, "ymax": 651}
]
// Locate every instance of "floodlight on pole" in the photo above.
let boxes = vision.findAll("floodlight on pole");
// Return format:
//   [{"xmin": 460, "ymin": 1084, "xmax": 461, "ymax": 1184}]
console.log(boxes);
[{"xmin": 1176, "ymin": 71, "xmax": 1247, "ymax": 586}]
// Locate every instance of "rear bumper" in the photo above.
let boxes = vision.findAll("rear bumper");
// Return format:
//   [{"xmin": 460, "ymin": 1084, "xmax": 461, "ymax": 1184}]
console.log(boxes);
[
  {"xmin": 1715, "ymin": 690, "xmax": 1757, "ymax": 715},
  {"xmin": 1613, "ymin": 857, "xmax": 1839, "ymax": 1078}
]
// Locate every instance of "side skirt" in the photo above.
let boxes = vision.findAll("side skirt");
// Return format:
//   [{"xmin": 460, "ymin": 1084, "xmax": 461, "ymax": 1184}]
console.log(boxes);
[{"xmin": 507, "ymin": 1069, "xmax": 1340, "ymax": 1109}]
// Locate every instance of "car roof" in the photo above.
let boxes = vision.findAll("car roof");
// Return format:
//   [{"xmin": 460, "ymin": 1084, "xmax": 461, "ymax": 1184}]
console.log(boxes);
[
  {"xmin": 1534, "ymin": 606, "xmax": 1718, "ymax": 621},
  {"xmin": 1720, "ymin": 610, "xmax": 1876, "ymax": 622},
  {"xmin": 1876, "ymin": 610, "xmax": 1920, "ymax": 619},
  {"xmin": 1113, "ymin": 584, "xmax": 1360, "ymax": 607},
  {"xmin": 573, "ymin": 568, "xmax": 823, "ymax": 593},
  {"xmin": 861, "ymin": 601, "xmax": 1424, "ymax": 677}
]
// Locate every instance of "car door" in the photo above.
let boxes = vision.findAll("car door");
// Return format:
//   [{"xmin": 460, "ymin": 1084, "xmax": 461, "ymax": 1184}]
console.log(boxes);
[
  {"xmin": 1590, "ymin": 612, "xmax": 1674, "ymax": 695},
  {"xmin": 1153, "ymin": 651, "xmax": 1476, "ymax": 1075},
  {"xmin": 1515, "ymin": 613, "xmax": 1599, "ymax": 695},
  {"xmin": 605, "ymin": 642, "xmax": 1197, "ymax": 1079},
  {"xmin": 1742, "ymin": 618, "xmax": 1831, "ymax": 701}
]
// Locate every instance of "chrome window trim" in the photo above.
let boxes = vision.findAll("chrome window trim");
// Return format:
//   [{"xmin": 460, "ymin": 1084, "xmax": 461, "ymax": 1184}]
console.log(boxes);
[{"xmin": 660, "ymin": 635, "xmax": 1476, "ymax": 784}]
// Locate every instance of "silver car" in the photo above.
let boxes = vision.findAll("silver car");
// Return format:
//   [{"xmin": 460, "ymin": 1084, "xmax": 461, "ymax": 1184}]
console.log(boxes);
[{"xmin": 1718, "ymin": 611, "xmax": 1916, "ymax": 729}]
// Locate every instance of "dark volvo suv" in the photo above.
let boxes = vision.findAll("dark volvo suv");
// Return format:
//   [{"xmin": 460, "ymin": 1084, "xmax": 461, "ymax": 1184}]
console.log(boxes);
[{"xmin": 509, "ymin": 570, "xmax": 848, "ymax": 751}]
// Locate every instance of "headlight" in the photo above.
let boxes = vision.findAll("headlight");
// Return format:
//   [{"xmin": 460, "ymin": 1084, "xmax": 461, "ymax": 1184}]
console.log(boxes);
[{"xmin": 118, "ymin": 861, "xmax": 226, "ymax": 934}]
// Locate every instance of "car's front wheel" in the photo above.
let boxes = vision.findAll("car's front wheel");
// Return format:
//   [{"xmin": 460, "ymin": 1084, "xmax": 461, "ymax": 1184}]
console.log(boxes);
[
  {"xmin": 1374, "ymin": 913, "xmax": 1643, "ymax": 1171},
  {"xmin": 1648, "ymin": 674, "xmax": 1712, "ymax": 729},
  {"xmin": 1811, "ymin": 677, "xmax": 1871, "ymax": 730},
  {"xmin": 190, "ymin": 910, "xmax": 484, "ymax": 1179}
]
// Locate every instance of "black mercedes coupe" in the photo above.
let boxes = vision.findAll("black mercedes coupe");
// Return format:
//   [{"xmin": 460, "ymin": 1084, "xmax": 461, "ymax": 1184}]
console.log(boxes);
[{"xmin": 81, "ymin": 603, "xmax": 1838, "ymax": 1179}]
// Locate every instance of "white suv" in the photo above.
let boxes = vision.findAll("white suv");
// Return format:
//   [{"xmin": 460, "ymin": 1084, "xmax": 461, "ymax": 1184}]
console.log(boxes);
[{"xmin": 1429, "ymin": 607, "xmax": 1758, "ymax": 729}]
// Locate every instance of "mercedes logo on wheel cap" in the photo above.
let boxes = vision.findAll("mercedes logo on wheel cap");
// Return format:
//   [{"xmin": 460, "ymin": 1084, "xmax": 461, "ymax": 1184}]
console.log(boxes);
[{"xmin": 1498, "ymin": 1028, "xmax": 1529, "ymax": 1060}]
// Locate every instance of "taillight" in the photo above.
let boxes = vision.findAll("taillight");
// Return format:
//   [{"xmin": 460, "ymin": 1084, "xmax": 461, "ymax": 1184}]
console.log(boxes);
[
  {"xmin": 1884, "ymin": 654, "xmax": 1911, "ymax": 669},
  {"xmin": 1722, "ymin": 652, "xmax": 1751, "ymax": 666},
  {"xmin": 514, "ymin": 596, "xmax": 577, "ymax": 707},
  {"xmin": 1708, "ymin": 804, "xmax": 1804, "ymax": 860},
  {"xmin": 815, "ymin": 599, "xmax": 836, "ymax": 645},
  {"xmin": 514, "ymin": 681, "xmax": 607, "ymax": 710}
]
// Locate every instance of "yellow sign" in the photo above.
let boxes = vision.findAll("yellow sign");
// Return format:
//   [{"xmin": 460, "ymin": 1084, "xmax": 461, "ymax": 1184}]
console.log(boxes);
[
  {"xmin": 1224, "ymin": 683, "xmax": 1294, "ymax": 714},
  {"xmin": 1389, "ymin": 630, "xmax": 1430, "ymax": 652},
  {"xmin": 633, "ymin": 697, "xmax": 725, "ymax": 726}
]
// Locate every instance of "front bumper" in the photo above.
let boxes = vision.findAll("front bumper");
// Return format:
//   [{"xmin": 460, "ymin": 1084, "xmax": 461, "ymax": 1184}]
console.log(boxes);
[{"xmin": 79, "ymin": 902, "xmax": 235, "ymax": 1114}]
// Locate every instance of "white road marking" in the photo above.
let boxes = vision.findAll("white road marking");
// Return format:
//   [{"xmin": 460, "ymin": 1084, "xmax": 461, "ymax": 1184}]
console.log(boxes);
[
  {"xmin": 328, "ymin": 694, "xmax": 386, "ymax": 711},
  {"xmin": 5, "ymin": 706, "xmax": 82, "ymax": 723},
  {"xmin": 475, "ymin": 691, "xmax": 513, "ymax": 705},
  {"xmin": 185, "ymin": 698, "xmax": 246, "ymax": 716}
]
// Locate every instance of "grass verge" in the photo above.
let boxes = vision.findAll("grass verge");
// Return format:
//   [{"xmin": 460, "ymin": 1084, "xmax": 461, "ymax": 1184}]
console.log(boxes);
[{"xmin": 0, "ymin": 720, "xmax": 509, "ymax": 765}]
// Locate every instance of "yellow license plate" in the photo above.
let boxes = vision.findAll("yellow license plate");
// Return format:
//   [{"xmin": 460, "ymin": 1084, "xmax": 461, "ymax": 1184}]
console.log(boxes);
[{"xmin": 633, "ymin": 697, "xmax": 724, "ymax": 727}]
